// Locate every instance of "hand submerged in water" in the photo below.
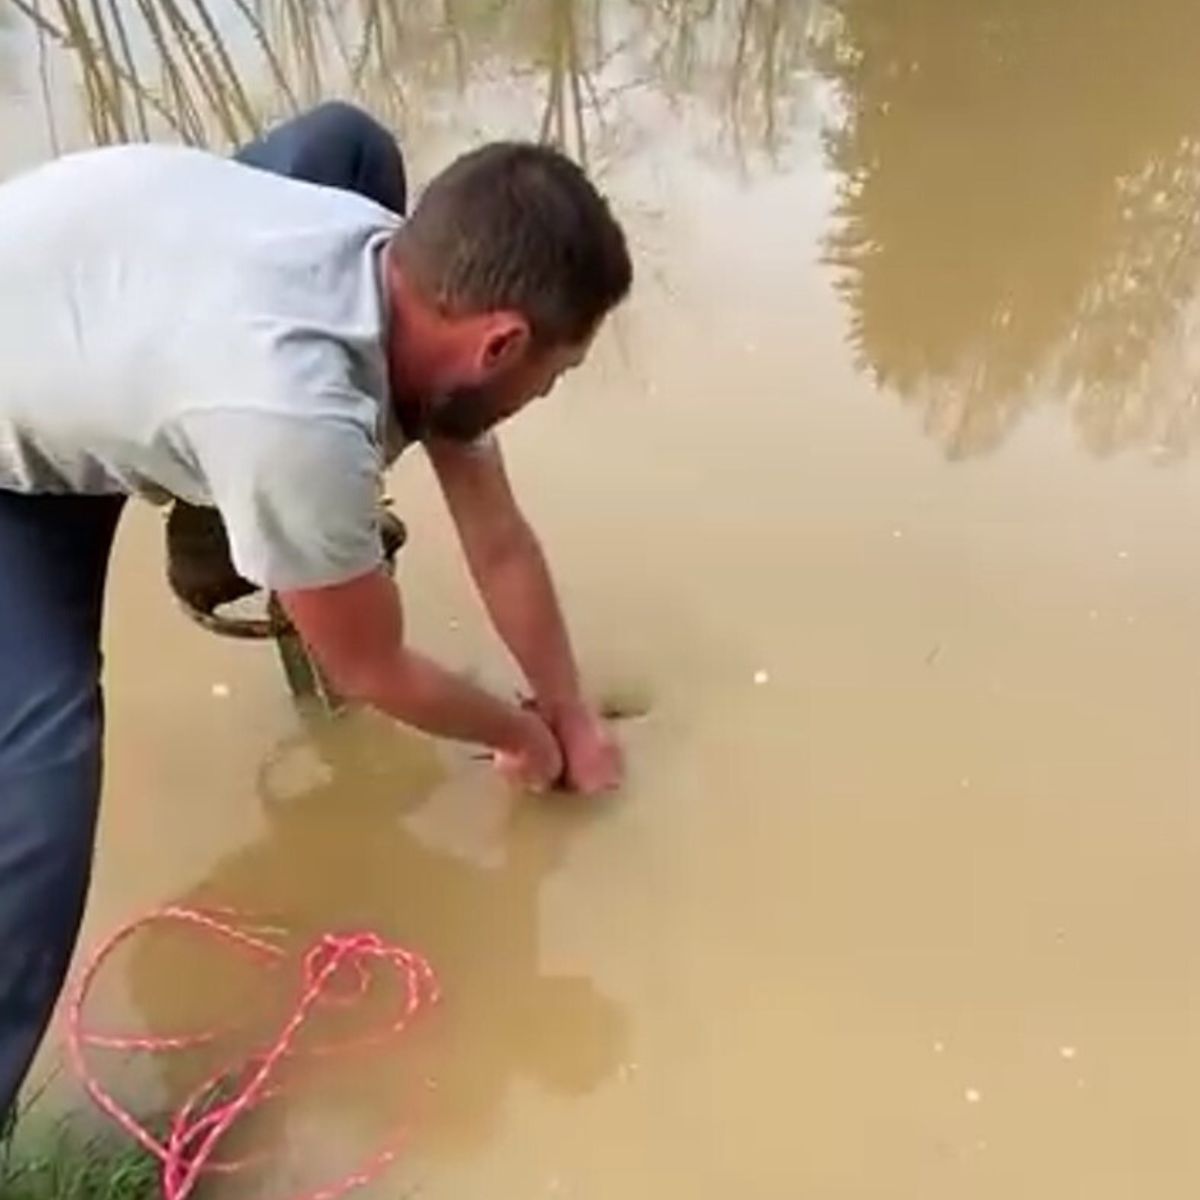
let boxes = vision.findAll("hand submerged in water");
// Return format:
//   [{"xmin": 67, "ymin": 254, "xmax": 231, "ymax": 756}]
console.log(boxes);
[
  {"xmin": 494, "ymin": 709, "xmax": 564, "ymax": 793},
  {"xmin": 496, "ymin": 699, "xmax": 624, "ymax": 795},
  {"xmin": 545, "ymin": 701, "xmax": 625, "ymax": 795}
]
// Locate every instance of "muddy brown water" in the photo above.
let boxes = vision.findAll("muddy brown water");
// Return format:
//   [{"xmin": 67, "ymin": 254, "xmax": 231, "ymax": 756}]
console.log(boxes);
[{"xmin": 5, "ymin": 1, "xmax": 1200, "ymax": 1195}]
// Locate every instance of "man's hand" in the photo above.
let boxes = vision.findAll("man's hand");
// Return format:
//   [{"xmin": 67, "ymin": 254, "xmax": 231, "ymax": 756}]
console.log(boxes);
[
  {"xmin": 545, "ymin": 701, "xmax": 625, "ymax": 794},
  {"xmin": 493, "ymin": 709, "xmax": 564, "ymax": 793}
]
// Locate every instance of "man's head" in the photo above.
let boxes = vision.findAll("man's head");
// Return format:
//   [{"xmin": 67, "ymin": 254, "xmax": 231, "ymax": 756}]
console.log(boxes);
[{"xmin": 386, "ymin": 141, "xmax": 633, "ymax": 442}]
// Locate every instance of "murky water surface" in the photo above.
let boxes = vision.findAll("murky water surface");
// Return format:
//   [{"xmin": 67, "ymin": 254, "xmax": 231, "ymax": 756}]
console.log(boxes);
[{"xmin": 6, "ymin": 1, "xmax": 1200, "ymax": 1195}]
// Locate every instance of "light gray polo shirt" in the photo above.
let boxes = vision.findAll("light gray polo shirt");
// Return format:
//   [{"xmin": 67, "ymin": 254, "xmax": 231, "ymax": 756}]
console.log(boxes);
[{"xmin": 0, "ymin": 143, "xmax": 408, "ymax": 590}]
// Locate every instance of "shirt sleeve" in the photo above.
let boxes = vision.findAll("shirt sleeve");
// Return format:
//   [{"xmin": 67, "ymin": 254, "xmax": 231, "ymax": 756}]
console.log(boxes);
[{"xmin": 172, "ymin": 407, "xmax": 384, "ymax": 591}]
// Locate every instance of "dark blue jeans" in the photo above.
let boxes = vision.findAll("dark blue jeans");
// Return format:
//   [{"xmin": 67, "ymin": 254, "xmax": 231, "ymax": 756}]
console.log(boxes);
[{"xmin": 0, "ymin": 102, "xmax": 406, "ymax": 1119}]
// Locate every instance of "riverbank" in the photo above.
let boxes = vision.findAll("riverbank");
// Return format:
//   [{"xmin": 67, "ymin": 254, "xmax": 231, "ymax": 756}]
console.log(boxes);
[{"xmin": 1, "ymin": 1117, "xmax": 155, "ymax": 1200}]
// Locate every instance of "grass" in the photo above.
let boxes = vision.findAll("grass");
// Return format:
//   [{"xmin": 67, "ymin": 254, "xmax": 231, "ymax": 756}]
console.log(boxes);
[{"xmin": 0, "ymin": 1116, "xmax": 158, "ymax": 1200}]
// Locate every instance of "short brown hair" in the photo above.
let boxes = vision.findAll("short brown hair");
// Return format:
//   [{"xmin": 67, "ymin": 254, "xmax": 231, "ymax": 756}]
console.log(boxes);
[{"xmin": 393, "ymin": 142, "xmax": 633, "ymax": 345}]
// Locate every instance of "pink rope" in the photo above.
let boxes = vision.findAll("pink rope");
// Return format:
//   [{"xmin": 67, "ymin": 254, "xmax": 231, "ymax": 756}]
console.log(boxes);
[{"xmin": 66, "ymin": 906, "xmax": 441, "ymax": 1200}]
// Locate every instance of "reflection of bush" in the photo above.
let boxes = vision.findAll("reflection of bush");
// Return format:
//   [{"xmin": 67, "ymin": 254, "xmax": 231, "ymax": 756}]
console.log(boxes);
[{"xmin": 813, "ymin": 0, "xmax": 1200, "ymax": 459}]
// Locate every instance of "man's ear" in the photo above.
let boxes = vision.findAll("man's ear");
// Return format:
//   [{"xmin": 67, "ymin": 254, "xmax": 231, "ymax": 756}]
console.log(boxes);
[{"xmin": 478, "ymin": 313, "xmax": 531, "ymax": 377}]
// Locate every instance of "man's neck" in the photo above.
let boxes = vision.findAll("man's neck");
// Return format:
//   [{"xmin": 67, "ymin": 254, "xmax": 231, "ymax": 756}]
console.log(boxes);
[{"xmin": 383, "ymin": 257, "xmax": 457, "ymax": 421}]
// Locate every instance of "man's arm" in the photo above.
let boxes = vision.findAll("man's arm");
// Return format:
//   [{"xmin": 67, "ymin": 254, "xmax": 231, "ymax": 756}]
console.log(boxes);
[
  {"xmin": 427, "ymin": 436, "xmax": 582, "ymax": 712},
  {"xmin": 426, "ymin": 436, "xmax": 623, "ymax": 792},
  {"xmin": 178, "ymin": 406, "xmax": 562, "ymax": 790},
  {"xmin": 279, "ymin": 571, "xmax": 562, "ymax": 787}
]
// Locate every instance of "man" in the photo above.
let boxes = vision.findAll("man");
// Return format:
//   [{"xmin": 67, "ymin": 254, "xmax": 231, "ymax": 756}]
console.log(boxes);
[{"xmin": 0, "ymin": 103, "xmax": 633, "ymax": 1117}]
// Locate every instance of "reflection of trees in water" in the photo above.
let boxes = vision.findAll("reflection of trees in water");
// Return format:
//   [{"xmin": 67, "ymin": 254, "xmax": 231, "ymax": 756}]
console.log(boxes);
[
  {"xmin": 11, "ymin": 0, "xmax": 1200, "ymax": 458},
  {"xmin": 7, "ymin": 0, "xmax": 814, "ymax": 165},
  {"xmin": 7, "ymin": 0, "xmax": 616, "ymax": 157},
  {"xmin": 633, "ymin": 0, "xmax": 815, "ymax": 164},
  {"xmin": 535, "ymin": 0, "xmax": 593, "ymax": 165},
  {"xmin": 813, "ymin": 0, "xmax": 1200, "ymax": 460},
  {"xmin": 10, "ymin": 0, "xmax": 269, "ymax": 144},
  {"xmin": 7, "ymin": 0, "xmax": 422, "ymax": 146},
  {"xmin": 1063, "ymin": 139, "xmax": 1200, "ymax": 460}
]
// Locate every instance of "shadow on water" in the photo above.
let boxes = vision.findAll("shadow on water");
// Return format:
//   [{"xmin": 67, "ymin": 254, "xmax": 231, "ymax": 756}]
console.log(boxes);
[{"xmin": 118, "ymin": 713, "xmax": 629, "ymax": 1173}]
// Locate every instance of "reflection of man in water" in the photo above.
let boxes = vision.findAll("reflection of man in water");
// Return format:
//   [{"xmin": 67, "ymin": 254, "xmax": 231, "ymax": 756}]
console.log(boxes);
[
  {"xmin": 0, "ymin": 102, "xmax": 633, "ymax": 1116},
  {"xmin": 125, "ymin": 717, "xmax": 627, "ymax": 1157}
]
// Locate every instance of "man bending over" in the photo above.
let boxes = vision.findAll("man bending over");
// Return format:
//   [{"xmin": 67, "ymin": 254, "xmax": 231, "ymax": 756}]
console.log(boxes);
[{"xmin": 0, "ymin": 102, "xmax": 633, "ymax": 1117}]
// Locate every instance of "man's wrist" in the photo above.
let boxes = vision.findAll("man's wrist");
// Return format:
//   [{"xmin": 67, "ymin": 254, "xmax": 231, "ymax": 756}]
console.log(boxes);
[
  {"xmin": 530, "ymin": 692, "xmax": 587, "ymax": 724},
  {"xmin": 497, "ymin": 705, "xmax": 546, "ymax": 754},
  {"xmin": 537, "ymin": 697, "xmax": 603, "ymax": 744},
  {"xmin": 362, "ymin": 648, "xmax": 540, "ymax": 754}
]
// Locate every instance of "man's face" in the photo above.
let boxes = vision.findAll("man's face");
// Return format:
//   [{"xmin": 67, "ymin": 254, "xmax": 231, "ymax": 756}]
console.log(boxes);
[{"xmin": 423, "ymin": 338, "xmax": 592, "ymax": 443}]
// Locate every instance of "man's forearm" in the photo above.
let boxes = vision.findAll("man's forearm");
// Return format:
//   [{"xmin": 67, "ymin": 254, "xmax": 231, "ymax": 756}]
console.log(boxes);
[
  {"xmin": 472, "ymin": 522, "xmax": 584, "ymax": 716},
  {"xmin": 346, "ymin": 647, "xmax": 531, "ymax": 751},
  {"xmin": 280, "ymin": 566, "xmax": 536, "ymax": 753}
]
